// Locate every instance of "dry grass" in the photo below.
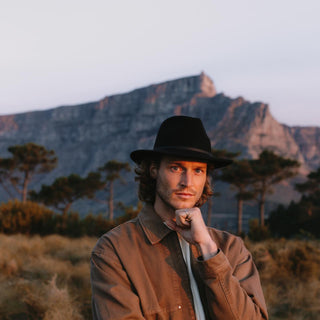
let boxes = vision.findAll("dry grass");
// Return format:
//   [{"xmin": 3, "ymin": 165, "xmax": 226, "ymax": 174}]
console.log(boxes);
[
  {"xmin": 246, "ymin": 238, "xmax": 320, "ymax": 320},
  {"xmin": 0, "ymin": 234, "xmax": 96, "ymax": 319},
  {"xmin": 0, "ymin": 234, "xmax": 320, "ymax": 319}
]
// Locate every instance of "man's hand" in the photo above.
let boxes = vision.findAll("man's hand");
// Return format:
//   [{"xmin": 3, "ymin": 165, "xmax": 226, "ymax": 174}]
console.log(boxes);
[{"xmin": 173, "ymin": 207, "xmax": 218, "ymax": 260}]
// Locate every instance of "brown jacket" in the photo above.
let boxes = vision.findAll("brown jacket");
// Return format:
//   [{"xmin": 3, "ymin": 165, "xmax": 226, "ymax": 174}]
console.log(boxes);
[{"xmin": 91, "ymin": 205, "xmax": 268, "ymax": 319}]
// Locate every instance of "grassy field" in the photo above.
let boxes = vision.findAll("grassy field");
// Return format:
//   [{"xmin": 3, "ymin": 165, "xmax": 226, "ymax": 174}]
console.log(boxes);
[
  {"xmin": 246, "ymin": 239, "xmax": 320, "ymax": 320},
  {"xmin": 0, "ymin": 234, "xmax": 319, "ymax": 320}
]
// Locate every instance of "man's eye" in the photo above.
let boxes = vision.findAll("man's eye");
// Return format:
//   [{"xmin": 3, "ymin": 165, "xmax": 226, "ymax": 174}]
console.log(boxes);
[
  {"xmin": 171, "ymin": 166, "xmax": 180, "ymax": 172},
  {"xmin": 195, "ymin": 168, "xmax": 204, "ymax": 174}
]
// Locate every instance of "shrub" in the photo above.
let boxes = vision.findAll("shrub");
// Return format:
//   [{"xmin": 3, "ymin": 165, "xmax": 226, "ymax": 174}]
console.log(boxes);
[
  {"xmin": 268, "ymin": 199, "xmax": 320, "ymax": 239},
  {"xmin": 0, "ymin": 200, "xmax": 55, "ymax": 235},
  {"xmin": 247, "ymin": 219, "xmax": 271, "ymax": 241},
  {"xmin": 0, "ymin": 200, "xmax": 141, "ymax": 238},
  {"xmin": 82, "ymin": 213, "xmax": 115, "ymax": 237},
  {"xmin": 23, "ymin": 275, "xmax": 84, "ymax": 320},
  {"xmin": 53, "ymin": 211, "xmax": 86, "ymax": 237}
]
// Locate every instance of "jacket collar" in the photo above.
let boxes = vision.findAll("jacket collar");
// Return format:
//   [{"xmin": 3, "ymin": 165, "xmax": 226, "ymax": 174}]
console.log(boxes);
[{"xmin": 138, "ymin": 204, "xmax": 173, "ymax": 245}]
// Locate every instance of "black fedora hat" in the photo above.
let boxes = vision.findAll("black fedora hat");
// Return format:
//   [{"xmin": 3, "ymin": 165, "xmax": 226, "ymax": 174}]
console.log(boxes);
[{"xmin": 130, "ymin": 116, "xmax": 233, "ymax": 169}]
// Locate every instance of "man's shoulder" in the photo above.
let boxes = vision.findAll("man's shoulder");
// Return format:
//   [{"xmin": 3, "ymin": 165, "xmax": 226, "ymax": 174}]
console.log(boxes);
[
  {"xmin": 108, "ymin": 216, "xmax": 140, "ymax": 238},
  {"xmin": 92, "ymin": 216, "xmax": 141, "ymax": 253}
]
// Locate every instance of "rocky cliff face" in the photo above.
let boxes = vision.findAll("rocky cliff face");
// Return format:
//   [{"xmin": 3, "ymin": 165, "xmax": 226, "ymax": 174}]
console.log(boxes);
[
  {"xmin": 288, "ymin": 126, "xmax": 320, "ymax": 171},
  {"xmin": 0, "ymin": 73, "xmax": 319, "ymax": 224}
]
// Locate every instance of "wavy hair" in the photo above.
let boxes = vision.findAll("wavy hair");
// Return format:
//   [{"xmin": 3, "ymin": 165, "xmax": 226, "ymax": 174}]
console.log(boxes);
[{"xmin": 134, "ymin": 158, "xmax": 214, "ymax": 207}]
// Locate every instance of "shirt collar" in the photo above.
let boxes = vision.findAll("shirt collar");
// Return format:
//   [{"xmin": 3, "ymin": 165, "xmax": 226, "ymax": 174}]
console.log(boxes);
[{"xmin": 138, "ymin": 204, "xmax": 173, "ymax": 245}]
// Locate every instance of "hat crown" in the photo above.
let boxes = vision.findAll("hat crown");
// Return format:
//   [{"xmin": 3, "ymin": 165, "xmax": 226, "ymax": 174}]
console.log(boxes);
[
  {"xmin": 154, "ymin": 116, "xmax": 211, "ymax": 153},
  {"xmin": 130, "ymin": 115, "xmax": 233, "ymax": 168}
]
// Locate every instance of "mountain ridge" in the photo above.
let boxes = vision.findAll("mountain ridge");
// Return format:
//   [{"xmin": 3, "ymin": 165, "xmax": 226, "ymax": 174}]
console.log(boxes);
[{"xmin": 0, "ymin": 73, "xmax": 319, "ymax": 226}]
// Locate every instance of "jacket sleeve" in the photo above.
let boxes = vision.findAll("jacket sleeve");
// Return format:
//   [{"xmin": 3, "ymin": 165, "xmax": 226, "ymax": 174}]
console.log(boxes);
[
  {"xmin": 194, "ymin": 237, "xmax": 268, "ymax": 320},
  {"xmin": 90, "ymin": 237, "xmax": 145, "ymax": 320}
]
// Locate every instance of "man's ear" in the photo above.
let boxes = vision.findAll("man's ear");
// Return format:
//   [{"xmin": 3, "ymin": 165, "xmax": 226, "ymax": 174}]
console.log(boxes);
[{"xmin": 150, "ymin": 163, "xmax": 158, "ymax": 179}]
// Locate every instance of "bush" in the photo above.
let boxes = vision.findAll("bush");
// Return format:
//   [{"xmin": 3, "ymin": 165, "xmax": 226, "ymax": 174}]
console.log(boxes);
[
  {"xmin": 82, "ymin": 213, "xmax": 115, "ymax": 237},
  {"xmin": 0, "ymin": 200, "xmax": 56, "ymax": 235},
  {"xmin": 268, "ymin": 200, "xmax": 320, "ymax": 238},
  {"xmin": 54, "ymin": 211, "xmax": 86, "ymax": 237},
  {"xmin": 247, "ymin": 219, "xmax": 271, "ymax": 241},
  {"xmin": 0, "ymin": 200, "xmax": 141, "ymax": 238}
]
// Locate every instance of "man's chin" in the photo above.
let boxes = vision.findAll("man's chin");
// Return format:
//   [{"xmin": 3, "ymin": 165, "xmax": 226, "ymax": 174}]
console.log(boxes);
[{"xmin": 172, "ymin": 201, "xmax": 197, "ymax": 210}]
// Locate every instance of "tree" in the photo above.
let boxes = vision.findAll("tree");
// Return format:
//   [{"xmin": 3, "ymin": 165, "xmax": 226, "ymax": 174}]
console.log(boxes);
[
  {"xmin": 98, "ymin": 160, "xmax": 131, "ymax": 220},
  {"xmin": 295, "ymin": 167, "xmax": 320, "ymax": 216},
  {"xmin": 0, "ymin": 143, "xmax": 57, "ymax": 202},
  {"xmin": 219, "ymin": 159, "xmax": 256, "ymax": 234},
  {"xmin": 295, "ymin": 167, "xmax": 320, "ymax": 200},
  {"xmin": 0, "ymin": 158, "xmax": 16, "ymax": 198},
  {"xmin": 207, "ymin": 149, "xmax": 240, "ymax": 226},
  {"xmin": 30, "ymin": 172, "xmax": 103, "ymax": 216},
  {"xmin": 249, "ymin": 150, "xmax": 300, "ymax": 227}
]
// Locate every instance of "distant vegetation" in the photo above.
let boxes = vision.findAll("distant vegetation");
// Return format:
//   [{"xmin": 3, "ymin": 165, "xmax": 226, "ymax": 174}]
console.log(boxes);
[
  {"xmin": 268, "ymin": 167, "xmax": 320, "ymax": 239},
  {"xmin": 0, "ymin": 143, "xmax": 133, "ymax": 227},
  {"xmin": 0, "ymin": 200, "xmax": 141, "ymax": 238},
  {"xmin": 0, "ymin": 142, "xmax": 320, "ymax": 239},
  {"xmin": 0, "ymin": 143, "xmax": 57, "ymax": 203}
]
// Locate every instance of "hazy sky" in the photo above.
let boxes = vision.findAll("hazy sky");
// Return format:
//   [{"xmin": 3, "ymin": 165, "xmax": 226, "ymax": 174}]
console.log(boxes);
[{"xmin": 1, "ymin": 0, "xmax": 319, "ymax": 126}]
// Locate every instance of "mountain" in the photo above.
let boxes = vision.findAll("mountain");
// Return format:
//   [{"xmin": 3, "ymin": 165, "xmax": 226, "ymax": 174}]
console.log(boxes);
[{"xmin": 0, "ymin": 73, "xmax": 319, "ymax": 229}]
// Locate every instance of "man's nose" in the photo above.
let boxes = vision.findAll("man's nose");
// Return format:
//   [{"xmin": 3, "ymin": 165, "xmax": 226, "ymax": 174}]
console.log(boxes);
[{"xmin": 180, "ymin": 170, "xmax": 193, "ymax": 187}]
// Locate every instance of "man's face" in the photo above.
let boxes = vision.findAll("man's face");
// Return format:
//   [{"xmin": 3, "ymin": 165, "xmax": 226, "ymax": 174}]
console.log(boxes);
[{"xmin": 150, "ymin": 156, "xmax": 207, "ymax": 213}]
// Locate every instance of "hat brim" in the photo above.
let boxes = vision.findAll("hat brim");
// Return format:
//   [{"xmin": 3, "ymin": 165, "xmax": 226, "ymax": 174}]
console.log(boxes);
[{"xmin": 130, "ymin": 147, "xmax": 233, "ymax": 169}]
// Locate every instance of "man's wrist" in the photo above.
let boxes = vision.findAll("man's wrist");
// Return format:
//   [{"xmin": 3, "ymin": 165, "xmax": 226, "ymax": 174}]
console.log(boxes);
[{"xmin": 196, "ymin": 239, "xmax": 218, "ymax": 260}]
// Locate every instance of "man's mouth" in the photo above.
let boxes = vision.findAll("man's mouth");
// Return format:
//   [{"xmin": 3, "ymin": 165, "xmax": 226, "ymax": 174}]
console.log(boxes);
[{"xmin": 175, "ymin": 192, "xmax": 195, "ymax": 199}]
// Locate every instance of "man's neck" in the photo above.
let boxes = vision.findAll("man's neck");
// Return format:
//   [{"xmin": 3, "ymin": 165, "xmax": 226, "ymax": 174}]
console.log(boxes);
[{"xmin": 153, "ymin": 198, "xmax": 175, "ymax": 223}]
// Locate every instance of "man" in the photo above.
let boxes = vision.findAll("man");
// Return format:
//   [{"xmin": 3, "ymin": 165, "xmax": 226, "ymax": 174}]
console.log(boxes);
[{"xmin": 91, "ymin": 116, "xmax": 268, "ymax": 319}]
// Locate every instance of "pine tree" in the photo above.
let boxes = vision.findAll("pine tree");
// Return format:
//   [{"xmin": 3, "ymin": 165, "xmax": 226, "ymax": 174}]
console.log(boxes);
[
  {"xmin": 30, "ymin": 172, "xmax": 103, "ymax": 216},
  {"xmin": 207, "ymin": 149, "xmax": 240, "ymax": 227},
  {"xmin": 250, "ymin": 150, "xmax": 300, "ymax": 226},
  {"xmin": 98, "ymin": 160, "xmax": 131, "ymax": 220},
  {"xmin": 0, "ymin": 143, "xmax": 57, "ymax": 202},
  {"xmin": 219, "ymin": 160, "xmax": 255, "ymax": 234}
]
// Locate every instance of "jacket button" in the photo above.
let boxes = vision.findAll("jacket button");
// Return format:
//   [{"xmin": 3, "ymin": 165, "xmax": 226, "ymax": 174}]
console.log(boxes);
[{"xmin": 178, "ymin": 305, "xmax": 182, "ymax": 310}]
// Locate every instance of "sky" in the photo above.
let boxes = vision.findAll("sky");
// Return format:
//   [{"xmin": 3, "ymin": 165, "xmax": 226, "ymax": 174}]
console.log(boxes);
[{"xmin": 0, "ymin": 0, "xmax": 319, "ymax": 126}]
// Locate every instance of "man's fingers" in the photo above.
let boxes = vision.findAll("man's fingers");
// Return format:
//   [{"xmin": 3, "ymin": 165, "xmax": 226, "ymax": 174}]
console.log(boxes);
[
  {"xmin": 175, "ymin": 208, "xmax": 196, "ymax": 227},
  {"xmin": 176, "ymin": 218, "xmax": 190, "ymax": 228}
]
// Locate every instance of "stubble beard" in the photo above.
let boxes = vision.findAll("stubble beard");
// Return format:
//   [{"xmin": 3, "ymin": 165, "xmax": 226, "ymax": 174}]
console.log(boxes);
[
  {"xmin": 156, "ymin": 186, "xmax": 200, "ymax": 213},
  {"xmin": 156, "ymin": 189, "xmax": 178, "ymax": 212}
]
